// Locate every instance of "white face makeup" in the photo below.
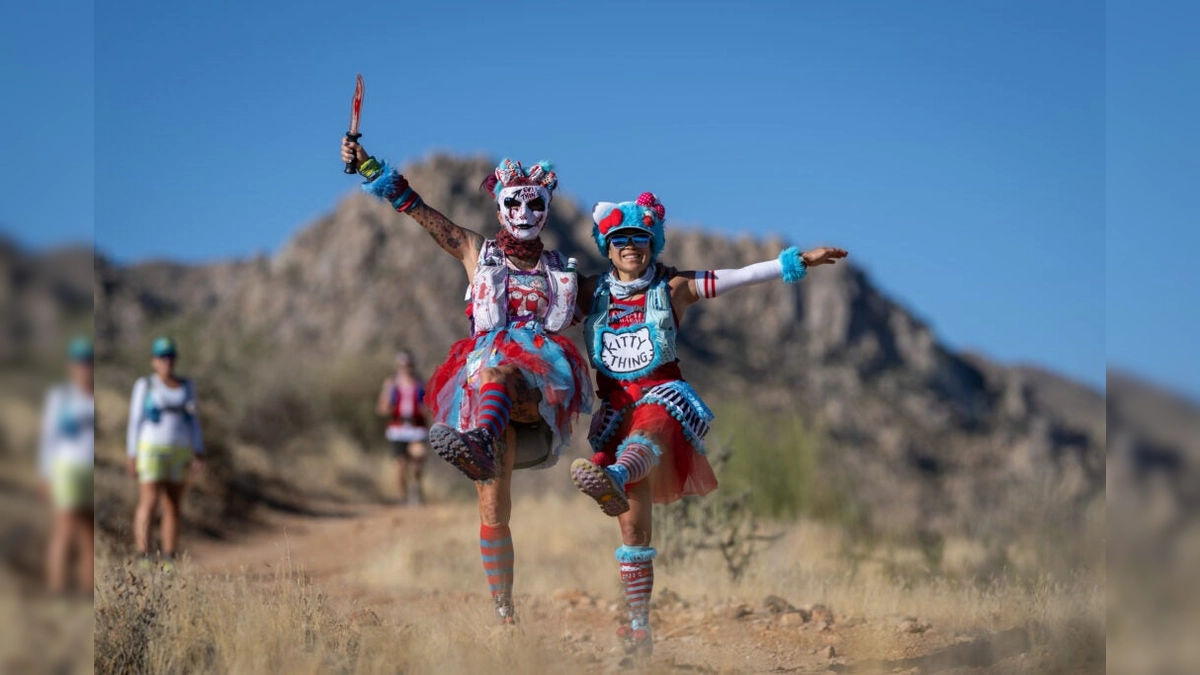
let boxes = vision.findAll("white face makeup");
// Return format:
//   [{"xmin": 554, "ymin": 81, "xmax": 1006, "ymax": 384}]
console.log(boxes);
[{"xmin": 498, "ymin": 185, "xmax": 551, "ymax": 241}]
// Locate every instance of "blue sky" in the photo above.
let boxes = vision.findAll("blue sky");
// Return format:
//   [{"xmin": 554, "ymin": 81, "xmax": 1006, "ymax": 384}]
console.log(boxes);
[
  {"xmin": 3, "ymin": 1, "xmax": 1192, "ymax": 400},
  {"xmin": 0, "ymin": 0, "xmax": 93, "ymax": 247},
  {"xmin": 1106, "ymin": 1, "xmax": 1199, "ymax": 402}
]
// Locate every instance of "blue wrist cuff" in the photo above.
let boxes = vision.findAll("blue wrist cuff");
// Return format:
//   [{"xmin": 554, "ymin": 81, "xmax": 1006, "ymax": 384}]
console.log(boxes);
[
  {"xmin": 361, "ymin": 162, "xmax": 399, "ymax": 199},
  {"xmin": 780, "ymin": 246, "xmax": 806, "ymax": 283}
]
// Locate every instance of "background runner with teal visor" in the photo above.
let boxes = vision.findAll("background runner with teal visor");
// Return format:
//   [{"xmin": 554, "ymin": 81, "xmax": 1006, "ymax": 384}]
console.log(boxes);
[
  {"xmin": 68, "ymin": 336, "xmax": 94, "ymax": 362},
  {"xmin": 152, "ymin": 337, "xmax": 178, "ymax": 358}
]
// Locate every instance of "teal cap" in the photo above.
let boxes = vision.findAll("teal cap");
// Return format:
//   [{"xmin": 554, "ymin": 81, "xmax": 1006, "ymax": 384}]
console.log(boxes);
[
  {"xmin": 151, "ymin": 336, "xmax": 178, "ymax": 357},
  {"xmin": 68, "ymin": 336, "xmax": 94, "ymax": 362}
]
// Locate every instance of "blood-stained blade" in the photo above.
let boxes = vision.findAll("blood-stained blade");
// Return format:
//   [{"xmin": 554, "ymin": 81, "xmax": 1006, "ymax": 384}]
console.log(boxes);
[{"xmin": 348, "ymin": 73, "xmax": 365, "ymax": 135}]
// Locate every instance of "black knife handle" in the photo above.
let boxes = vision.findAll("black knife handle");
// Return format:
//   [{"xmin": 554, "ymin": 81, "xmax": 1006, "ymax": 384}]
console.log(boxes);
[{"xmin": 344, "ymin": 132, "xmax": 362, "ymax": 174}]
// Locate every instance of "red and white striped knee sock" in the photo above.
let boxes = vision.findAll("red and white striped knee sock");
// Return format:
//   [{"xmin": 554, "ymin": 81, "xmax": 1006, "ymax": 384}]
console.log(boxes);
[
  {"xmin": 616, "ymin": 545, "xmax": 656, "ymax": 632},
  {"xmin": 609, "ymin": 435, "xmax": 660, "ymax": 488}
]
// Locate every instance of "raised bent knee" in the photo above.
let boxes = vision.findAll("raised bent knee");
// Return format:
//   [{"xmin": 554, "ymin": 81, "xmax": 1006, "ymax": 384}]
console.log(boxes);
[{"xmin": 480, "ymin": 367, "xmax": 505, "ymax": 385}]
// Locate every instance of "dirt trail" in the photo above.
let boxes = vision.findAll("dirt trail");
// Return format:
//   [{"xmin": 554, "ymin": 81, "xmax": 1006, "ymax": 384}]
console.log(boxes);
[
  {"xmin": 188, "ymin": 501, "xmax": 399, "ymax": 580},
  {"xmin": 178, "ymin": 501, "xmax": 1042, "ymax": 674}
]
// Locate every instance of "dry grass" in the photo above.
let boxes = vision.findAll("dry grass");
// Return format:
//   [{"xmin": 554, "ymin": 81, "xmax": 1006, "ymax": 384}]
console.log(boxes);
[
  {"xmin": 94, "ymin": 545, "xmax": 589, "ymax": 674},
  {"xmin": 74, "ymin": 354, "xmax": 1106, "ymax": 673},
  {"xmin": 7, "ymin": 374, "xmax": 1106, "ymax": 674},
  {"xmin": 0, "ymin": 587, "xmax": 94, "ymax": 675},
  {"xmin": 359, "ymin": 492, "xmax": 1104, "ymax": 634},
  {"xmin": 93, "ymin": 491, "xmax": 1104, "ymax": 674}
]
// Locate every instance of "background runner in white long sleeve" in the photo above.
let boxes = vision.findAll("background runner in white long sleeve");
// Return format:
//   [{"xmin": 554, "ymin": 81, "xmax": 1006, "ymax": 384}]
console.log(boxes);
[
  {"xmin": 39, "ymin": 384, "xmax": 95, "ymax": 490},
  {"xmin": 40, "ymin": 335, "xmax": 96, "ymax": 596},
  {"xmin": 127, "ymin": 336, "xmax": 203, "ymax": 571}
]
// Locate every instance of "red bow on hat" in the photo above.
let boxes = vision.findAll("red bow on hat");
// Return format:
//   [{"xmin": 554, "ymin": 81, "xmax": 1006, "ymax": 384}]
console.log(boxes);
[
  {"xmin": 598, "ymin": 208, "xmax": 624, "ymax": 235},
  {"xmin": 636, "ymin": 192, "xmax": 666, "ymax": 222}
]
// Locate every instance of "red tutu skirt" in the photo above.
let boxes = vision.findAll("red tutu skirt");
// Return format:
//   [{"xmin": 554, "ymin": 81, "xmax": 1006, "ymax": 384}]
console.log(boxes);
[
  {"xmin": 593, "ymin": 401, "xmax": 719, "ymax": 504},
  {"xmin": 425, "ymin": 325, "xmax": 591, "ymax": 465}
]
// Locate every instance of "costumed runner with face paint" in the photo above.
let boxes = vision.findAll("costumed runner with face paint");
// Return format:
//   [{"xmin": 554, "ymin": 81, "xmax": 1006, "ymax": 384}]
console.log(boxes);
[
  {"xmin": 569, "ymin": 193, "xmax": 847, "ymax": 656},
  {"xmin": 342, "ymin": 139, "xmax": 592, "ymax": 625}
]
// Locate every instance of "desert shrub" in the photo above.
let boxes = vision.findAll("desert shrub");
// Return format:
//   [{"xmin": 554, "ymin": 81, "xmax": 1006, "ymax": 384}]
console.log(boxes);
[
  {"xmin": 95, "ymin": 569, "xmax": 171, "ymax": 674},
  {"xmin": 228, "ymin": 367, "xmax": 325, "ymax": 450},
  {"xmin": 713, "ymin": 404, "xmax": 825, "ymax": 519},
  {"xmin": 322, "ymin": 353, "xmax": 394, "ymax": 453},
  {"xmin": 94, "ymin": 561, "xmax": 355, "ymax": 675},
  {"xmin": 654, "ymin": 443, "xmax": 781, "ymax": 580}
]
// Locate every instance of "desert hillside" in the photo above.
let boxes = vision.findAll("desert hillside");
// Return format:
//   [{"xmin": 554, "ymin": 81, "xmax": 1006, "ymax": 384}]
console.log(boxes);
[{"xmin": 89, "ymin": 154, "xmax": 1107, "ymax": 544}]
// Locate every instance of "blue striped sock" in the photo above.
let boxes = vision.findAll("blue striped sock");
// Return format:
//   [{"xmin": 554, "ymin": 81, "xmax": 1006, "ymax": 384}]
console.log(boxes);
[
  {"xmin": 477, "ymin": 383, "xmax": 511, "ymax": 439},
  {"xmin": 481, "ymin": 523, "xmax": 514, "ymax": 601}
]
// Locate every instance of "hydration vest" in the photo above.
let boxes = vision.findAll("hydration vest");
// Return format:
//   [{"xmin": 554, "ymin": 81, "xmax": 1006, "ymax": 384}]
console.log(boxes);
[
  {"xmin": 584, "ymin": 270, "xmax": 679, "ymax": 382},
  {"xmin": 55, "ymin": 386, "xmax": 94, "ymax": 438},
  {"xmin": 389, "ymin": 379, "xmax": 426, "ymax": 425},
  {"xmin": 469, "ymin": 240, "xmax": 578, "ymax": 335},
  {"xmin": 140, "ymin": 376, "xmax": 197, "ymax": 425}
]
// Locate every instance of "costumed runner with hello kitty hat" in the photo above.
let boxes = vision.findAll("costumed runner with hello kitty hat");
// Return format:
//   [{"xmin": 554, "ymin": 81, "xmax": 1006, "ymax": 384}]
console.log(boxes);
[{"xmin": 570, "ymin": 192, "xmax": 847, "ymax": 655}]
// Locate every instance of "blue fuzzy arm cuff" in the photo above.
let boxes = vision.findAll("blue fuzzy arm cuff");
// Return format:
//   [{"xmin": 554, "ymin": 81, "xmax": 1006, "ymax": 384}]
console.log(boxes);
[
  {"xmin": 360, "ymin": 162, "xmax": 399, "ymax": 200},
  {"xmin": 780, "ymin": 246, "xmax": 807, "ymax": 283},
  {"xmin": 615, "ymin": 545, "xmax": 658, "ymax": 563}
]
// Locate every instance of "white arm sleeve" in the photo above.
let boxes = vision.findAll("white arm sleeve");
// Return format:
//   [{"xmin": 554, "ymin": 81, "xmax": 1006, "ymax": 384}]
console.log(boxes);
[
  {"xmin": 694, "ymin": 259, "xmax": 785, "ymax": 300},
  {"xmin": 127, "ymin": 377, "xmax": 146, "ymax": 458},
  {"xmin": 38, "ymin": 389, "xmax": 61, "ymax": 479}
]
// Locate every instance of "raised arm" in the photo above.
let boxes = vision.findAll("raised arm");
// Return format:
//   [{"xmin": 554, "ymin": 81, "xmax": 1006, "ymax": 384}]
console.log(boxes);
[
  {"xmin": 342, "ymin": 139, "xmax": 484, "ymax": 272},
  {"xmin": 670, "ymin": 246, "xmax": 848, "ymax": 312}
]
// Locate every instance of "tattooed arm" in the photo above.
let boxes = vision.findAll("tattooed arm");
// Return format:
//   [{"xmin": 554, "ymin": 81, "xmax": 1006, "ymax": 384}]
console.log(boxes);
[
  {"xmin": 342, "ymin": 138, "xmax": 484, "ymax": 275},
  {"xmin": 405, "ymin": 202, "xmax": 485, "ymax": 270}
]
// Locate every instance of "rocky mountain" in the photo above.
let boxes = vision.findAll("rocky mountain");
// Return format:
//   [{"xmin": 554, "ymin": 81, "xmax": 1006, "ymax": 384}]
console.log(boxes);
[
  {"xmin": 0, "ymin": 240, "xmax": 93, "ymax": 362},
  {"xmin": 1107, "ymin": 371, "xmax": 1199, "ymax": 560},
  {"xmin": 86, "ymin": 154, "xmax": 1118, "ymax": 543}
]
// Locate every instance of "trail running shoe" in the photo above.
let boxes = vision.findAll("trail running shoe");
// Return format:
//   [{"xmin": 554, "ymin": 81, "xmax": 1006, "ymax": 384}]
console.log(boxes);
[
  {"xmin": 429, "ymin": 424, "xmax": 498, "ymax": 482},
  {"xmin": 160, "ymin": 554, "xmax": 176, "ymax": 574},
  {"xmin": 494, "ymin": 595, "xmax": 518, "ymax": 626},
  {"xmin": 617, "ymin": 625, "xmax": 653, "ymax": 657},
  {"xmin": 570, "ymin": 458, "xmax": 630, "ymax": 516}
]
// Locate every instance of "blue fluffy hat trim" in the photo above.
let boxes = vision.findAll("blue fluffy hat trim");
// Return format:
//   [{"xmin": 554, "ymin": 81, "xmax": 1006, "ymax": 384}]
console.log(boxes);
[{"xmin": 591, "ymin": 201, "xmax": 666, "ymax": 262}]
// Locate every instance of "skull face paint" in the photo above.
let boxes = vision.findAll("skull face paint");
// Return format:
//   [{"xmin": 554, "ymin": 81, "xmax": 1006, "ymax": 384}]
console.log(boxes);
[{"xmin": 498, "ymin": 185, "xmax": 551, "ymax": 241}]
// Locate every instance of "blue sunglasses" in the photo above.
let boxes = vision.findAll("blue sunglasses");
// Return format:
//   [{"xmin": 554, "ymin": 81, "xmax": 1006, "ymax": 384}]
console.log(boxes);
[{"xmin": 609, "ymin": 234, "xmax": 652, "ymax": 249}]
